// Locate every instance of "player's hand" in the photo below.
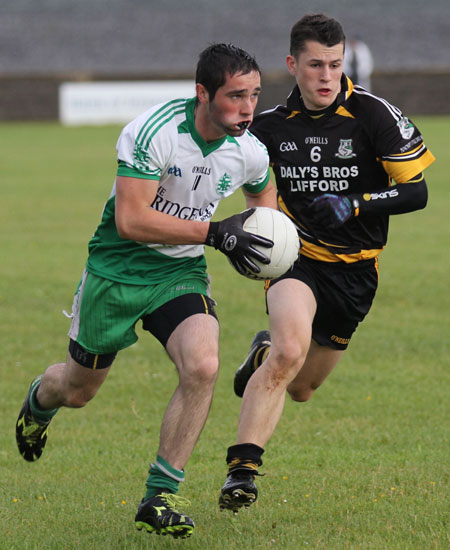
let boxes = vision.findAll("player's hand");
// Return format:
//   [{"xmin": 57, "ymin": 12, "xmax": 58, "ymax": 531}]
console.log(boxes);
[
  {"xmin": 205, "ymin": 209, "xmax": 274, "ymax": 273},
  {"xmin": 307, "ymin": 194, "xmax": 355, "ymax": 228}
]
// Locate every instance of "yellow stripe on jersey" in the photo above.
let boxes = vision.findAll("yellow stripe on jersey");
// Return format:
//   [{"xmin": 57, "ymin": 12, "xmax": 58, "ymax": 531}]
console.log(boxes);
[
  {"xmin": 382, "ymin": 147, "xmax": 435, "ymax": 183},
  {"xmin": 345, "ymin": 76, "xmax": 354, "ymax": 97},
  {"xmin": 300, "ymin": 239, "xmax": 383, "ymax": 264},
  {"xmin": 278, "ymin": 195, "xmax": 383, "ymax": 264},
  {"xmin": 336, "ymin": 105, "xmax": 355, "ymax": 118},
  {"xmin": 407, "ymin": 173, "xmax": 425, "ymax": 183}
]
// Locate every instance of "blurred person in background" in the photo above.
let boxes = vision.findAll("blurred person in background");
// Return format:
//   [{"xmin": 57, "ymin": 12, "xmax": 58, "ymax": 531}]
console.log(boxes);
[{"xmin": 343, "ymin": 36, "xmax": 374, "ymax": 91}]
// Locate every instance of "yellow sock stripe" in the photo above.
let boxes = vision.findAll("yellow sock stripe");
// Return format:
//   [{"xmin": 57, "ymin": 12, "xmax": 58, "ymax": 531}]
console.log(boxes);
[
  {"xmin": 228, "ymin": 458, "xmax": 242, "ymax": 468},
  {"xmin": 228, "ymin": 458, "xmax": 259, "ymax": 471},
  {"xmin": 241, "ymin": 462, "xmax": 259, "ymax": 472}
]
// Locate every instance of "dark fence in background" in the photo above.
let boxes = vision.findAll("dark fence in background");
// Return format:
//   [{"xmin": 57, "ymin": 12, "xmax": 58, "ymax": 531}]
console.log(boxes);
[{"xmin": 1, "ymin": 71, "xmax": 449, "ymax": 122}]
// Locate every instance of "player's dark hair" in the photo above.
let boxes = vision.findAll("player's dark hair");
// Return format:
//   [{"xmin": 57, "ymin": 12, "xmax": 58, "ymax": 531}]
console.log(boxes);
[
  {"xmin": 290, "ymin": 14, "xmax": 346, "ymax": 58},
  {"xmin": 196, "ymin": 43, "xmax": 261, "ymax": 100}
]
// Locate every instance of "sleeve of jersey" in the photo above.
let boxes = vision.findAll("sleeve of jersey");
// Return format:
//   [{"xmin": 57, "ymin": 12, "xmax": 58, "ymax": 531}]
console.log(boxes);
[
  {"xmin": 242, "ymin": 131, "xmax": 270, "ymax": 194},
  {"xmin": 116, "ymin": 116, "xmax": 170, "ymax": 181},
  {"xmin": 375, "ymin": 108, "xmax": 435, "ymax": 183}
]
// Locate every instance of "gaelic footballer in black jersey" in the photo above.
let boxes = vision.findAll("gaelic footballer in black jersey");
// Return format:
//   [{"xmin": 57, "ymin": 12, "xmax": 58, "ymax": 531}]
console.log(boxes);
[
  {"xmin": 251, "ymin": 76, "xmax": 435, "ymax": 263},
  {"xmin": 220, "ymin": 15, "xmax": 437, "ymax": 516}
]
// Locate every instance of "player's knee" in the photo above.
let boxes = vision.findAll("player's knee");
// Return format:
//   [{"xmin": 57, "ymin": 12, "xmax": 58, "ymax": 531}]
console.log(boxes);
[
  {"xmin": 183, "ymin": 353, "xmax": 219, "ymax": 386},
  {"xmin": 258, "ymin": 344, "xmax": 306, "ymax": 392},
  {"xmin": 197, "ymin": 355, "xmax": 219, "ymax": 384},
  {"xmin": 63, "ymin": 384, "xmax": 99, "ymax": 408},
  {"xmin": 270, "ymin": 341, "xmax": 306, "ymax": 374}
]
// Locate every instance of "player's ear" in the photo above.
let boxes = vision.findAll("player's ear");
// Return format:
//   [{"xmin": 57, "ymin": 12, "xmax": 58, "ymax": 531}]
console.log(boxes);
[
  {"xmin": 196, "ymin": 83, "xmax": 209, "ymax": 104},
  {"xmin": 286, "ymin": 55, "xmax": 297, "ymax": 76}
]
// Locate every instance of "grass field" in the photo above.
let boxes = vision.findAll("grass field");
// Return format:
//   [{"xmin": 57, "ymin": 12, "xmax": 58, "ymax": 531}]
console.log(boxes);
[{"xmin": 1, "ymin": 117, "xmax": 449, "ymax": 550}]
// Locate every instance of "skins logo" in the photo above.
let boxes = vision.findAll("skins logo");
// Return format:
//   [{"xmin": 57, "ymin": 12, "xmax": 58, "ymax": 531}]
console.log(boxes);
[
  {"xmin": 397, "ymin": 117, "xmax": 414, "ymax": 140},
  {"xmin": 335, "ymin": 139, "xmax": 356, "ymax": 159},
  {"xmin": 363, "ymin": 188, "xmax": 399, "ymax": 201}
]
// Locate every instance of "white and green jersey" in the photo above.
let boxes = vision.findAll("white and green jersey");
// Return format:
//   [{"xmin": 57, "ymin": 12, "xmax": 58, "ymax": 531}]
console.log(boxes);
[{"xmin": 86, "ymin": 97, "xmax": 270, "ymax": 284}]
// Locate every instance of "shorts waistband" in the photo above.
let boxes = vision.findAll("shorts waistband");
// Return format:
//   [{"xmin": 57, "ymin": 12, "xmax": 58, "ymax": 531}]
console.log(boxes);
[{"xmin": 299, "ymin": 255, "xmax": 376, "ymax": 271}]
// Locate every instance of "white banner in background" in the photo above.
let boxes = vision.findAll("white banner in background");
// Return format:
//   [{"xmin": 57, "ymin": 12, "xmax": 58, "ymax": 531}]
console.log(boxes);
[{"xmin": 59, "ymin": 81, "xmax": 195, "ymax": 125}]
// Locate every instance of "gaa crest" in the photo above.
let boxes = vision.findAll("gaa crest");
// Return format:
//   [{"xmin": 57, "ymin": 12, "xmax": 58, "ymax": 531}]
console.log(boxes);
[{"xmin": 335, "ymin": 139, "xmax": 356, "ymax": 159}]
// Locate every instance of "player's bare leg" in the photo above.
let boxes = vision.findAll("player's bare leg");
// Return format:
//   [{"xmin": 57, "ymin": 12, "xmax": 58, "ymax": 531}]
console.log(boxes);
[
  {"xmin": 220, "ymin": 280, "xmax": 347, "ymax": 511},
  {"xmin": 286, "ymin": 339, "xmax": 344, "ymax": 402},
  {"xmin": 219, "ymin": 279, "xmax": 314, "ymax": 511},
  {"xmin": 160, "ymin": 313, "xmax": 219, "ymax": 469},
  {"xmin": 36, "ymin": 355, "xmax": 110, "ymax": 409},
  {"xmin": 16, "ymin": 355, "xmax": 110, "ymax": 461},
  {"xmin": 237, "ymin": 279, "xmax": 315, "ymax": 446},
  {"xmin": 135, "ymin": 313, "xmax": 219, "ymax": 538}
]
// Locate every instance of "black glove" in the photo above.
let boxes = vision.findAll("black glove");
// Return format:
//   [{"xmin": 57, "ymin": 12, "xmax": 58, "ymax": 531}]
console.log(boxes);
[
  {"xmin": 205, "ymin": 209, "xmax": 273, "ymax": 274},
  {"xmin": 306, "ymin": 194, "xmax": 358, "ymax": 228}
]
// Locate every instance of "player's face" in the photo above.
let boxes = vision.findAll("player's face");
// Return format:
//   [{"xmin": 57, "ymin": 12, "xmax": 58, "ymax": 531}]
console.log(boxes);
[
  {"xmin": 287, "ymin": 40, "xmax": 344, "ymax": 111},
  {"xmin": 206, "ymin": 70, "xmax": 261, "ymax": 139}
]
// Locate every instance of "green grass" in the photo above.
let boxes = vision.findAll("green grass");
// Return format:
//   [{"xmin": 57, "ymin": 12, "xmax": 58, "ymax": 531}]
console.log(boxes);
[{"xmin": 1, "ymin": 118, "xmax": 449, "ymax": 549}]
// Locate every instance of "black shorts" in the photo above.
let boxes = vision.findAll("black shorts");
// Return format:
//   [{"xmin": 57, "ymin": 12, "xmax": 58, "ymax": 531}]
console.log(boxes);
[
  {"xmin": 267, "ymin": 256, "xmax": 379, "ymax": 350},
  {"xmin": 142, "ymin": 292, "xmax": 218, "ymax": 348}
]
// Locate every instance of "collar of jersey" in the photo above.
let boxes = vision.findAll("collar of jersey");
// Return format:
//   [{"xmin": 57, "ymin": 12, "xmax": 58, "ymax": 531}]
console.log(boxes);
[{"xmin": 178, "ymin": 97, "xmax": 239, "ymax": 157}]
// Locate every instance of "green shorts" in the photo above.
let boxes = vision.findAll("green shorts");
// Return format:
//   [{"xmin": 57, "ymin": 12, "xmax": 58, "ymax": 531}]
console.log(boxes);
[{"xmin": 68, "ymin": 269, "xmax": 211, "ymax": 354}]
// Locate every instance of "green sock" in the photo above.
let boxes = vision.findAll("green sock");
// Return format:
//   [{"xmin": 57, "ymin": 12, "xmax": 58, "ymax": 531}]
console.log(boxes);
[
  {"xmin": 29, "ymin": 380, "xmax": 59, "ymax": 423},
  {"xmin": 144, "ymin": 455, "xmax": 185, "ymax": 500}
]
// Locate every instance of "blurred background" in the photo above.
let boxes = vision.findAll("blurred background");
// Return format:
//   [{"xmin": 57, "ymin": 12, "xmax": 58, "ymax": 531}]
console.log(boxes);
[{"xmin": 1, "ymin": 0, "xmax": 449, "ymax": 122}]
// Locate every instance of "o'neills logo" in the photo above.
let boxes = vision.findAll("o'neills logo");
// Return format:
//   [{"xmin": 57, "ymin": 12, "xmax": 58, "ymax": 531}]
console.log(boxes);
[
  {"xmin": 151, "ymin": 194, "xmax": 214, "ymax": 221},
  {"xmin": 331, "ymin": 335, "xmax": 350, "ymax": 345}
]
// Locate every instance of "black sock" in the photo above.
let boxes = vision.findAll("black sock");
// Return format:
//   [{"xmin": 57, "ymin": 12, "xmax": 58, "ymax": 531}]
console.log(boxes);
[{"xmin": 226, "ymin": 443, "xmax": 264, "ymax": 466}]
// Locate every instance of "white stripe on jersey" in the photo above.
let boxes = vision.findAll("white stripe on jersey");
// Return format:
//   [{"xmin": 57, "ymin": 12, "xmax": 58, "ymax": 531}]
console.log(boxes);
[
  {"xmin": 258, "ymin": 104, "xmax": 283, "ymax": 115},
  {"xmin": 382, "ymin": 143, "xmax": 428, "ymax": 161},
  {"xmin": 352, "ymin": 87, "xmax": 403, "ymax": 121}
]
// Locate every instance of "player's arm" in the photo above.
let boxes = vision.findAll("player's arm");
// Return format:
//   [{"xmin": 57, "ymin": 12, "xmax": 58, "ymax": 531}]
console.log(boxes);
[
  {"xmin": 307, "ymin": 174, "xmax": 428, "ymax": 229},
  {"xmin": 242, "ymin": 179, "xmax": 278, "ymax": 209},
  {"xmin": 349, "ymin": 174, "xmax": 428, "ymax": 216},
  {"xmin": 115, "ymin": 175, "xmax": 273, "ymax": 274},
  {"xmin": 115, "ymin": 176, "xmax": 209, "ymax": 244}
]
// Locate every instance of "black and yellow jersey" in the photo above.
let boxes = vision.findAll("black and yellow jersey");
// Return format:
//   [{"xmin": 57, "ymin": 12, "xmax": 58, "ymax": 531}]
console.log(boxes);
[{"xmin": 250, "ymin": 76, "xmax": 435, "ymax": 263}]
